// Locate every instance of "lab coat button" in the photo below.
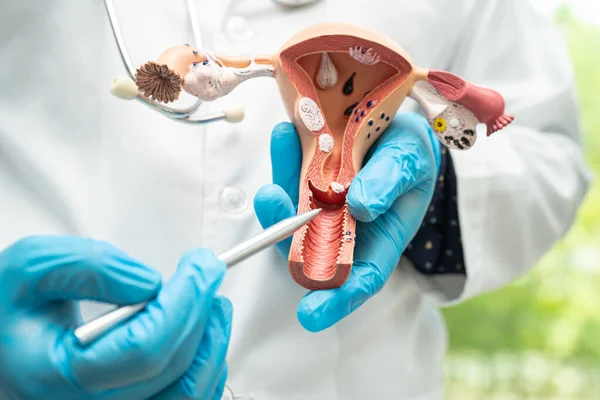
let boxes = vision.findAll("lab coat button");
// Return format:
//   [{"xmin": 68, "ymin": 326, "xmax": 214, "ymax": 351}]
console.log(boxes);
[
  {"xmin": 225, "ymin": 16, "xmax": 254, "ymax": 43},
  {"xmin": 218, "ymin": 186, "xmax": 248, "ymax": 213}
]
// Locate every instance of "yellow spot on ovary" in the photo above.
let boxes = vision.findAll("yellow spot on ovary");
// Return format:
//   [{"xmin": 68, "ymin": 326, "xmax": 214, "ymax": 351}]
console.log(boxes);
[{"xmin": 433, "ymin": 117, "xmax": 447, "ymax": 133}]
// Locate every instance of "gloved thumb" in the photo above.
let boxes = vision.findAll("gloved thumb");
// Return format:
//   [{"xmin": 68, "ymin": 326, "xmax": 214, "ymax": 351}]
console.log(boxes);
[
  {"xmin": 253, "ymin": 184, "xmax": 296, "ymax": 258},
  {"xmin": 0, "ymin": 235, "xmax": 162, "ymax": 309}
]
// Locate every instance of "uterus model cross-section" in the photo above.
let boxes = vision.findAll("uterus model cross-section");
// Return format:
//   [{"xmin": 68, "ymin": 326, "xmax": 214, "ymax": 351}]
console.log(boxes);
[{"xmin": 117, "ymin": 23, "xmax": 514, "ymax": 290}]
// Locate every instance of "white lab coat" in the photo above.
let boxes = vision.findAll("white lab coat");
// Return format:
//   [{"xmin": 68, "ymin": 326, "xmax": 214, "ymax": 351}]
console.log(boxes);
[{"xmin": 0, "ymin": 0, "xmax": 592, "ymax": 399}]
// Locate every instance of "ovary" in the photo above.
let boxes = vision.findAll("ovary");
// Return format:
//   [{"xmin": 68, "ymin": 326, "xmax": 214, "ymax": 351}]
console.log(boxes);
[{"xmin": 183, "ymin": 56, "xmax": 274, "ymax": 101}]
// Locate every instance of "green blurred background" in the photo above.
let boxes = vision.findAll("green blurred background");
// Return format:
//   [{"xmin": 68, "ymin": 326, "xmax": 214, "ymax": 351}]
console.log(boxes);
[{"xmin": 443, "ymin": 4, "xmax": 600, "ymax": 399}]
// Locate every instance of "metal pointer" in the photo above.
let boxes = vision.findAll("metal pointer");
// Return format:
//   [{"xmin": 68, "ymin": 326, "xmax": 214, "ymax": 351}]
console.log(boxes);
[{"xmin": 73, "ymin": 208, "xmax": 321, "ymax": 346}]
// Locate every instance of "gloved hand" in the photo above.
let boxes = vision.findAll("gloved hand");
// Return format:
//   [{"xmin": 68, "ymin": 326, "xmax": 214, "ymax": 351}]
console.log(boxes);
[
  {"xmin": 0, "ymin": 235, "xmax": 232, "ymax": 400},
  {"xmin": 254, "ymin": 112, "xmax": 441, "ymax": 332}
]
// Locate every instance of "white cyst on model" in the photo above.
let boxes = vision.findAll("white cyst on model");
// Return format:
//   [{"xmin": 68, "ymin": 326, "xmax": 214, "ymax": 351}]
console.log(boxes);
[
  {"xmin": 298, "ymin": 97, "xmax": 325, "ymax": 132},
  {"xmin": 318, "ymin": 133, "xmax": 334, "ymax": 153},
  {"xmin": 331, "ymin": 182, "xmax": 344, "ymax": 193}
]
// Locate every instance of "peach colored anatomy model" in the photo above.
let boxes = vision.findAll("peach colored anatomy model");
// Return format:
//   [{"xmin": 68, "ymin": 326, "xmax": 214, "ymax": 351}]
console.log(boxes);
[{"xmin": 127, "ymin": 23, "xmax": 514, "ymax": 291}]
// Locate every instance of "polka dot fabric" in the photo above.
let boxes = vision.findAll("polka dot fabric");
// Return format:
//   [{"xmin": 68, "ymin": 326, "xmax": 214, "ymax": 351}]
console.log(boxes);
[{"xmin": 404, "ymin": 147, "xmax": 465, "ymax": 275}]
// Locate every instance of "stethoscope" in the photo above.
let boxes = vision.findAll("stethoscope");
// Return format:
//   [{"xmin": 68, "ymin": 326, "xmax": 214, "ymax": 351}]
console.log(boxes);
[{"xmin": 104, "ymin": 0, "xmax": 322, "ymax": 126}]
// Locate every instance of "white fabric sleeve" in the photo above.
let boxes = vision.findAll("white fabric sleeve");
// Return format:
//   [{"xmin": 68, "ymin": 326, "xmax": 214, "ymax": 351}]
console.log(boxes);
[{"xmin": 407, "ymin": 0, "xmax": 594, "ymax": 305}]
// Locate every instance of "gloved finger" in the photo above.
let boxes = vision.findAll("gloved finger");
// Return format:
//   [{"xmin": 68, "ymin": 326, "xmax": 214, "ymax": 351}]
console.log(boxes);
[
  {"xmin": 296, "ymin": 260, "xmax": 386, "ymax": 333},
  {"xmin": 100, "ymin": 320, "xmax": 206, "ymax": 400},
  {"xmin": 347, "ymin": 113, "xmax": 437, "ymax": 223},
  {"xmin": 253, "ymin": 184, "xmax": 296, "ymax": 257},
  {"xmin": 100, "ymin": 298, "xmax": 231, "ymax": 400},
  {"xmin": 148, "ymin": 296, "xmax": 232, "ymax": 400},
  {"xmin": 270, "ymin": 122, "xmax": 301, "ymax": 208},
  {"xmin": 0, "ymin": 235, "xmax": 161, "ymax": 308},
  {"xmin": 212, "ymin": 365, "xmax": 229, "ymax": 400},
  {"xmin": 65, "ymin": 249, "xmax": 226, "ymax": 392}
]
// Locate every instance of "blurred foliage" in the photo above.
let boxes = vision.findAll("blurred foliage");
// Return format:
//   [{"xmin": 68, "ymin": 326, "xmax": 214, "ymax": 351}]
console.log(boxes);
[{"xmin": 443, "ymin": 4, "xmax": 600, "ymax": 398}]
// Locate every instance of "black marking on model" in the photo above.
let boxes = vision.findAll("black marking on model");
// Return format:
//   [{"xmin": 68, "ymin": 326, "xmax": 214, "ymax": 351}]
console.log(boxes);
[
  {"xmin": 460, "ymin": 137, "xmax": 470, "ymax": 146},
  {"xmin": 453, "ymin": 139, "xmax": 465, "ymax": 150},
  {"xmin": 344, "ymin": 102, "xmax": 359, "ymax": 117},
  {"xmin": 343, "ymin": 72, "xmax": 356, "ymax": 96},
  {"xmin": 463, "ymin": 129, "xmax": 475, "ymax": 136}
]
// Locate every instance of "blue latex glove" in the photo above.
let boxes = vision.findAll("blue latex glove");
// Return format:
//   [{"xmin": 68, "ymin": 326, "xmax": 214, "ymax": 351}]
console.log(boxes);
[
  {"xmin": 0, "ymin": 236, "xmax": 232, "ymax": 400},
  {"xmin": 254, "ymin": 113, "xmax": 441, "ymax": 332}
]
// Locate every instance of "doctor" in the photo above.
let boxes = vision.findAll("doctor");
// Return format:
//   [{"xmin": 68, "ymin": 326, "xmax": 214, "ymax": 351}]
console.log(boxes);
[{"xmin": 0, "ymin": 0, "xmax": 592, "ymax": 399}]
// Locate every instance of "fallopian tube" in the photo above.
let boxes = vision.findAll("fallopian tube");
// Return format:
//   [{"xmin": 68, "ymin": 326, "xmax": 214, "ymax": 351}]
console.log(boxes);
[{"xmin": 114, "ymin": 23, "xmax": 514, "ymax": 290}]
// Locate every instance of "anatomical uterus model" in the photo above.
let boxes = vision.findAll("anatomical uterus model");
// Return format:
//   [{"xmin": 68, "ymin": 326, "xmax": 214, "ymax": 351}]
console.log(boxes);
[{"xmin": 130, "ymin": 23, "xmax": 514, "ymax": 290}]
